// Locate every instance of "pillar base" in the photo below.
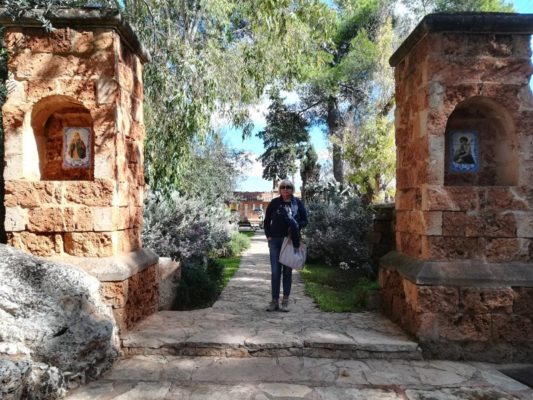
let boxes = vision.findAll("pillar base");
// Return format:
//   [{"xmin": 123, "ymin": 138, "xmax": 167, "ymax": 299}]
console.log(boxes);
[
  {"xmin": 379, "ymin": 251, "xmax": 533, "ymax": 362},
  {"xmin": 52, "ymin": 249, "xmax": 159, "ymax": 332}
]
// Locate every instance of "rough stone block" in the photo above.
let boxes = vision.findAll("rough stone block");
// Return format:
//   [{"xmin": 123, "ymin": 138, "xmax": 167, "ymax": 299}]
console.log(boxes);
[
  {"xmin": 4, "ymin": 207, "xmax": 28, "ymax": 232},
  {"xmin": 27, "ymin": 207, "xmax": 75, "ymax": 233},
  {"xmin": 64, "ymin": 232, "xmax": 113, "ymax": 257},
  {"xmin": 100, "ymin": 280, "xmax": 128, "ymax": 309},
  {"xmin": 58, "ymin": 78, "xmax": 96, "ymax": 105},
  {"xmin": 7, "ymin": 232, "xmax": 63, "ymax": 257},
  {"xmin": 437, "ymin": 313, "xmax": 491, "ymax": 342},
  {"xmin": 118, "ymin": 63, "xmax": 134, "ymax": 93},
  {"xmin": 460, "ymin": 287, "xmax": 514, "ymax": 314},
  {"xmin": 418, "ymin": 286, "xmax": 459, "ymax": 313},
  {"xmin": 73, "ymin": 206, "xmax": 93, "ymax": 231},
  {"xmin": 24, "ymin": 27, "xmax": 72, "ymax": 53},
  {"xmin": 71, "ymin": 30, "xmax": 94, "ymax": 54},
  {"xmin": 25, "ymin": 79, "xmax": 62, "ymax": 102},
  {"xmin": 427, "ymin": 236, "xmax": 481, "ymax": 260},
  {"xmin": 422, "ymin": 186, "xmax": 479, "ymax": 211},
  {"xmin": 485, "ymin": 238, "xmax": 522, "ymax": 262},
  {"xmin": 492, "ymin": 314, "xmax": 533, "ymax": 342},
  {"xmin": 93, "ymin": 207, "xmax": 120, "ymax": 232},
  {"xmin": 62, "ymin": 180, "xmax": 114, "ymax": 206},
  {"xmin": 4, "ymin": 181, "xmax": 62, "ymax": 208},
  {"xmin": 513, "ymin": 287, "xmax": 533, "ymax": 315},
  {"xmin": 484, "ymin": 187, "xmax": 530, "ymax": 211},
  {"xmin": 96, "ymin": 76, "xmax": 119, "ymax": 105},
  {"xmin": 397, "ymin": 231, "xmax": 423, "ymax": 258},
  {"xmin": 94, "ymin": 29, "xmax": 115, "ymax": 51}
]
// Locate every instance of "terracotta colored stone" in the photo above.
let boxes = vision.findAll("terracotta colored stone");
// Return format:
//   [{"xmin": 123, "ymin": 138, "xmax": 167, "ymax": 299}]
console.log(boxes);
[
  {"xmin": 513, "ymin": 287, "xmax": 533, "ymax": 315},
  {"xmin": 460, "ymin": 287, "xmax": 514, "ymax": 313},
  {"xmin": 71, "ymin": 30, "xmax": 94, "ymax": 54},
  {"xmin": 25, "ymin": 79, "xmax": 62, "ymax": 102},
  {"xmin": 73, "ymin": 206, "xmax": 93, "ymax": 231},
  {"xmin": 396, "ymin": 189, "xmax": 420, "ymax": 211},
  {"xmin": 422, "ymin": 186, "xmax": 479, "ymax": 211},
  {"xmin": 23, "ymin": 27, "xmax": 72, "ymax": 53},
  {"xmin": 485, "ymin": 238, "xmax": 522, "ymax": 262},
  {"xmin": 100, "ymin": 280, "xmax": 128, "ymax": 308},
  {"xmin": 427, "ymin": 236, "xmax": 481, "ymax": 260},
  {"xmin": 4, "ymin": 181, "xmax": 61, "ymax": 208},
  {"xmin": 483, "ymin": 187, "xmax": 529, "ymax": 211},
  {"xmin": 417, "ymin": 286, "xmax": 459, "ymax": 313},
  {"xmin": 27, "ymin": 207, "xmax": 76, "ymax": 232},
  {"xmin": 62, "ymin": 180, "xmax": 114, "ymax": 206},
  {"xmin": 58, "ymin": 78, "xmax": 97, "ymax": 105},
  {"xmin": 92, "ymin": 207, "xmax": 120, "ymax": 232},
  {"xmin": 64, "ymin": 232, "xmax": 113, "ymax": 257},
  {"xmin": 492, "ymin": 314, "xmax": 533, "ymax": 342},
  {"xmin": 94, "ymin": 29, "xmax": 114, "ymax": 51},
  {"xmin": 4, "ymin": 28, "xmax": 26, "ymax": 52},
  {"xmin": 2, "ymin": 105, "xmax": 25, "ymax": 132},
  {"xmin": 437, "ymin": 313, "xmax": 491, "ymax": 341},
  {"xmin": 7, "ymin": 232, "xmax": 63, "ymax": 257},
  {"xmin": 397, "ymin": 231, "xmax": 423, "ymax": 258}
]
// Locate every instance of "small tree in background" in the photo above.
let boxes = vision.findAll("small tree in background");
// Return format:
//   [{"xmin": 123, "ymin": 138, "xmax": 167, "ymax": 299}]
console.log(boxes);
[
  {"xmin": 257, "ymin": 92, "xmax": 310, "ymax": 189},
  {"xmin": 300, "ymin": 145, "xmax": 321, "ymax": 202}
]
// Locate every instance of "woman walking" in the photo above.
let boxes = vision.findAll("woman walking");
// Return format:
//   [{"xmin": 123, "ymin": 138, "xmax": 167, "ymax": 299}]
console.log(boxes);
[{"xmin": 263, "ymin": 180, "xmax": 308, "ymax": 312}]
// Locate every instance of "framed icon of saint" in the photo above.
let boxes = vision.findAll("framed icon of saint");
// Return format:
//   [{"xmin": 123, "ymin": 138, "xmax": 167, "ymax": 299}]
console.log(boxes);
[
  {"xmin": 63, "ymin": 127, "xmax": 91, "ymax": 169},
  {"xmin": 450, "ymin": 131, "xmax": 479, "ymax": 173}
]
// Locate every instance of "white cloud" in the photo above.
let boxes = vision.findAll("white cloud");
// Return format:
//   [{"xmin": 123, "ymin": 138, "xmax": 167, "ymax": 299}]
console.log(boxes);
[{"xmin": 237, "ymin": 151, "xmax": 263, "ymax": 178}]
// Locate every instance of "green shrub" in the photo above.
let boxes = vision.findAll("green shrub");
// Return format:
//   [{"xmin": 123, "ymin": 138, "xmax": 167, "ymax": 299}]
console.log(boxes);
[
  {"xmin": 226, "ymin": 232, "xmax": 251, "ymax": 257},
  {"xmin": 304, "ymin": 196, "xmax": 374, "ymax": 277},
  {"xmin": 172, "ymin": 258, "xmax": 225, "ymax": 310}
]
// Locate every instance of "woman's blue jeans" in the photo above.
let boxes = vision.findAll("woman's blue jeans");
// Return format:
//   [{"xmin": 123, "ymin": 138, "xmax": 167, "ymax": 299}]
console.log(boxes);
[{"xmin": 268, "ymin": 237, "xmax": 292, "ymax": 300}]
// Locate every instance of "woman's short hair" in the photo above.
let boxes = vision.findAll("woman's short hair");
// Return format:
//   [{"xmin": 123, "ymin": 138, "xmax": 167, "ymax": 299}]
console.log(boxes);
[{"xmin": 278, "ymin": 179, "xmax": 294, "ymax": 193}]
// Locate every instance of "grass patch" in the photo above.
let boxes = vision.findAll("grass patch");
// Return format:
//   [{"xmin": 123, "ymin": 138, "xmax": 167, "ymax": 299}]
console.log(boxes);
[
  {"xmin": 299, "ymin": 262, "xmax": 378, "ymax": 312},
  {"xmin": 217, "ymin": 256, "xmax": 242, "ymax": 288},
  {"xmin": 241, "ymin": 231, "xmax": 256, "ymax": 238}
]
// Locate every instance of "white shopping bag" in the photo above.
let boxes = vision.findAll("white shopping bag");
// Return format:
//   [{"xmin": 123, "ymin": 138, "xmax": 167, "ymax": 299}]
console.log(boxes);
[{"xmin": 279, "ymin": 236, "xmax": 307, "ymax": 270}]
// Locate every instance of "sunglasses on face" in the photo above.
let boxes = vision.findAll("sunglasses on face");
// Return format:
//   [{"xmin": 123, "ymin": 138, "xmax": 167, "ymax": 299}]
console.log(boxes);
[{"xmin": 280, "ymin": 186, "xmax": 293, "ymax": 190}]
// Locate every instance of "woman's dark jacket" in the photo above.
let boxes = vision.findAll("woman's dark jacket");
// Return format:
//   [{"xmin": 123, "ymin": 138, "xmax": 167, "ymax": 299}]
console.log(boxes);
[{"xmin": 264, "ymin": 196, "xmax": 308, "ymax": 247}]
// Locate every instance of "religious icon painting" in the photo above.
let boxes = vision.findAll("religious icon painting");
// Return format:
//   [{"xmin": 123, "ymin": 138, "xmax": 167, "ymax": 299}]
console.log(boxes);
[
  {"xmin": 63, "ymin": 127, "xmax": 91, "ymax": 169},
  {"xmin": 450, "ymin": 131, "xmax": 479, "ymax": 173}
]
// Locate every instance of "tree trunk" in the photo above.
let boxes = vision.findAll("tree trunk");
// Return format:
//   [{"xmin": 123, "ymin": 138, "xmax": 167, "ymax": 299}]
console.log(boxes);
[{"xmin": 327, "ymin": 96, "xmax": 344, "ymax": 184}]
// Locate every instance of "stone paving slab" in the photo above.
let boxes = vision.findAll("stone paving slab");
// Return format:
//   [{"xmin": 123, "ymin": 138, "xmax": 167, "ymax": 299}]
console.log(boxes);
[
  {"xmin": 121, "ymin": 235, "xmax": 421, "ymax": 359},
  {"xmin": 65, "ymin": 355, "xmax": 533, "ymax": 399}
]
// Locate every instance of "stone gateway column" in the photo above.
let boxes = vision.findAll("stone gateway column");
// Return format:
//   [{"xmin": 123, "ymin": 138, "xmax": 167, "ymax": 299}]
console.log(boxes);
[
  {"xmin": 381, "ymin": 13, "xmax": 533, "ymax": 362},
  {"xmin": 1, "ymin": 8, "xmax": 158, "ymax": 332}
]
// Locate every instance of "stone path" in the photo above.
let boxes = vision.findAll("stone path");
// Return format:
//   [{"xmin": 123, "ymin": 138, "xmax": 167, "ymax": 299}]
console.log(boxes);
[
  {"xmin": 65, "ymin": 234, "xmax": 533, "ymax": 399},
  {"xmin": 120, "ymin": 235, "xmax": 420, "ymax": 359}
]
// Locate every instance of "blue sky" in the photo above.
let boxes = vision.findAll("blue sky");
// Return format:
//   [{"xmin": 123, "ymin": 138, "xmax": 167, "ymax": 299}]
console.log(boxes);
[{"xmin": 224, "ymin": 0, "xmax": 533, "ymax": 192}]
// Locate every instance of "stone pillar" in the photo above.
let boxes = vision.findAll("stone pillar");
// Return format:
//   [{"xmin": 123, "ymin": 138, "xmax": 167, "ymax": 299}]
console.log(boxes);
[
  {"xmin": 381, "ymin": 13, "xmax": 533, "ymax": 362},
  {"xmin": 1, "ymin": 8, "xmax": 158, "ymax": 331}
]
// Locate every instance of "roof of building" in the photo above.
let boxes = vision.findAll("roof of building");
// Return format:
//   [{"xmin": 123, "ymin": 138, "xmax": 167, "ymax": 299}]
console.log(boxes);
[
  {"xmin": 0, "ymin": 6, "xmax": 150, "ymax": 63},
  {"xmin": 390, "ymin": 12, "xmax": 533, "ymax": 67}
]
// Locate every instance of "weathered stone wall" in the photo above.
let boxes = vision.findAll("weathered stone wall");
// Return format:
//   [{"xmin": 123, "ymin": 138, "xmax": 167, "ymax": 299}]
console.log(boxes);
[
  {"xmin": 394, "ymin": 32, "xmax": 533, "ymax": 261},
  {"xmin": 383, "ymin": 14, "xmax": 533, "ymax": 362},
  {"xmin": 100, "ymin": 263, "xmax": 159, "ymax": 332},
  {"xmin": 2, "ymin": 25, "xmax": 145, "ymax": 257},
  {"xmin": 380, "ymin": 268, "xmax": 533, "ymax": 362}
]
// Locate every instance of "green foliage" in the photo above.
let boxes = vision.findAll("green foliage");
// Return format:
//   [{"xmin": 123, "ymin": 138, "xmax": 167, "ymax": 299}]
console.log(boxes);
[
  {"xmin": 172, "ymin": 259, "xmax": 224, "ymax": 310},
  {"xmin": 300, "ymin": 262, "xmax": 379, "ymax": 312},
  {"xmin": 300, "ymin": 145, "xmax": 321, "ymax": 202},
  {"xmin": 226, "ymin": 232, "xmax": 251, "ymax": 258},
  {"xmin": 304, "ymin": 194, "xmax": 373, "ymax": 274},
  {"xmin": 217, "ymin": 256, "xmax": 241, "ymax": 289},
  {"xmin": 175, "ymin": 134, "xmax": 242, "ymax": 205},
  {"xmin": 433, "ymin": 0, "xmax": 514, "ymax": 12},
  {"xmin": 257, "ymin": 92, "xmax": 310, "ymax": 186},
  {"xmin": 141, "ymin": 192, "xmax": 234, "ymax": 264}
]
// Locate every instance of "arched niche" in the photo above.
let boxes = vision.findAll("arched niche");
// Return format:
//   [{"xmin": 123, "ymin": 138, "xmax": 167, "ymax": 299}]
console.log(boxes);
[
  {"xmin": 30, "ymin": 95, "xmax": 94, "ymax": 181},
  {"xmin": 444, "ymin": 96, "xmax": 517, "ymax": 186}
]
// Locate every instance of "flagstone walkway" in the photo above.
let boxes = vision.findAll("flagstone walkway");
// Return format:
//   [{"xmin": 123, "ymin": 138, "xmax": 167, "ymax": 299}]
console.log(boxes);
[{"xmin": 65, "ymin": 234, "xmax": 533, "ymax": 399}]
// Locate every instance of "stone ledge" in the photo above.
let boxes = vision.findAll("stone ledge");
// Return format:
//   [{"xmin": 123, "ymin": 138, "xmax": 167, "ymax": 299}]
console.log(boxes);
[
  {"xmin": 0, "ymin": 6, "xmax": 150, "ymax": 63},
  {"xmin": 380, "ymin": 251, "xmax": 533, "ymax": 287},
  {"xmin": 51, "ymin": 248, "xmax": 159, "ymax": 281},
  {"xmin": 390, "ymin": 12, "xmax": 533, "ymax": 67}
]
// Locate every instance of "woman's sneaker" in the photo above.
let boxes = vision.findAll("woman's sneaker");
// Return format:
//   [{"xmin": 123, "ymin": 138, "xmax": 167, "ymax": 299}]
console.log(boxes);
[
  {"xmin": 280, "ymin": 299, "xmax": 289, "ymax": 312},
  {"xmin": 266, "ymin": 300, "xmax": 279, "ymax": 312}
]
